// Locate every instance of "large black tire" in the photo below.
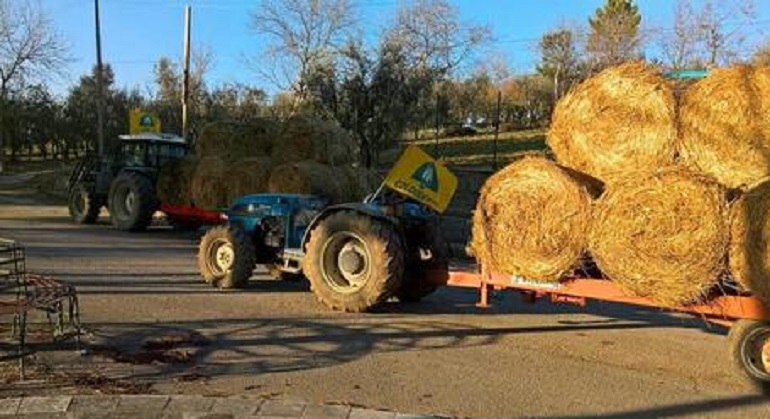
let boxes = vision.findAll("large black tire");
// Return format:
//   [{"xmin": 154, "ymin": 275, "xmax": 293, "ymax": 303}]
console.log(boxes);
[
  {"xmin": 198, "ymin": 225, "xmax": 256, "ymax": 289},
  {"xmin": 108, "ymin": 172, "xmax": 157, "ymax": 231},
  {"xmin": 68, "ymin": 183, "xmax": 102, "ymax": 224},
  {"xmin": 728, "ymin": 319, "xmax": 770, "ymax": 393},
  {"xmin": 397, "ymin": 223, "xmax": 448, "ymax": 302},
  {"xmin": 303, "ymin": 211, "xmax": 404, "ymax": 312}
]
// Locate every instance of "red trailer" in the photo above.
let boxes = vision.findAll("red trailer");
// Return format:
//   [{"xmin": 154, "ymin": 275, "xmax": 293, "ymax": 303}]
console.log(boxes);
[{"xmin": 427, "ymin": 265, "xmax": 770, "ymax": 392}]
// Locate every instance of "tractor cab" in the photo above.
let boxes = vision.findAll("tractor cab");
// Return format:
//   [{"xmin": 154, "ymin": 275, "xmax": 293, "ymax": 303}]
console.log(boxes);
[{"xmin": 114, "ymin": 133, "xmax": 189, "ymax": 170}]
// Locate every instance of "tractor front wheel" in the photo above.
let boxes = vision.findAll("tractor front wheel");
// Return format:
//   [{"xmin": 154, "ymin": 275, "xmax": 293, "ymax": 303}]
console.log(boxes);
[
  {"xmin": 198, "ymin": 226, "xmax": 256, "ymax": 289},
  {"xmin": 108, "ymin": 172, "xmax": 157, "ymax": 231},
  {"xmin": 68, "ymin": 183, "xmax": 102, "ymax": 224},
  {"xmin": 303, "ymin": 211, "xmax": 404, "ymax": 312}
]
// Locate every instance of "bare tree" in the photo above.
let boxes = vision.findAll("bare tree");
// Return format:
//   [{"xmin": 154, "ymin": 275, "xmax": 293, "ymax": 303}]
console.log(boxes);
[
  {"xmin": 659, "ymin": 0, "xmax": 700, "ymax": 70},
  {"xmin": 697, "ymin": 0, "xmax": 756, "ymax": 67},
  {"xmin": 250, "ymin": 0, "xmax": 355, "ymax": 103},
  {"xmin": 385, "ymin": 0, "xmax": 490, "ymax": 78},
  {"xmin": 0, "ymin": 0, "xmax": 68, "ymax": 172}
]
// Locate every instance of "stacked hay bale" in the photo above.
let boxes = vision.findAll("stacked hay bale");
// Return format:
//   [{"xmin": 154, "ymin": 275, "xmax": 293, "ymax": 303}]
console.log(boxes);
[
  {"xmin": 471, "ymin": 61, "xmax": 740, "ymax": 306},
  {"xmin": 469, "ymin": 157, "xmax": 597, "ymax": 282},
  {"xmin": 156, "ymin": 116, "xmax": 369, "ymax": 209}
]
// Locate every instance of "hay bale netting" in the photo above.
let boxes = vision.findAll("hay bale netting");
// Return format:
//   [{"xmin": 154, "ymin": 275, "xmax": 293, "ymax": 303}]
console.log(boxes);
[
  {"xmin": 190, "ymin": 156, "xmax": 230, "ymax": 209},
  {"xmin": 679, "ymin": 65, "xmax": 770, "ymax": 189},
  {"xmin": 268, "ymin": 161, "xmax": 350, "ymax": 203},
  {"xmin": 223, "ymin": 158, "xmax": 272, "ymax": 204},
  {"xmin": 468, "ymin": 157, "xmax": 597, "ymax": 282},
  {"xmin": 729, "ymin": 179, "xmax": 770, "ymax": 306},
  {"xmin": 271, "ymin": 116, "xmax": 356, "ymax": 165},
  {"xmin": 589, "ymin": 168, "xmax": 729, "ymax": 306},
  {"xmin": 547, "ymin": 62, "xmax": 677, "ymax": 183},
  {"xmin": 156, "ymin": 156, "xmax": 198, "ymax": 205},
  {"xmin": 195, "ymin": 119, "xmax": 278, "ymax": 159}
]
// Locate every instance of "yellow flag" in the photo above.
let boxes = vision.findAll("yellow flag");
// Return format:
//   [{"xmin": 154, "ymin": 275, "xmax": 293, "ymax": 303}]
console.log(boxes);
[
  {"xmin": 384, "ymin": 145, "xmax": 457, "ymax": 213},
  {"xmin": 129, "ymin": 109, "xmax": 161, "ymax": 134}
]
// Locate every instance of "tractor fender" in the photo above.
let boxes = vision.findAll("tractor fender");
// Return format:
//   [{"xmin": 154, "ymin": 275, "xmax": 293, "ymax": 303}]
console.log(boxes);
[{"xmin": 301, "ymin": 203, "xmax": 397, "ymax": 251}]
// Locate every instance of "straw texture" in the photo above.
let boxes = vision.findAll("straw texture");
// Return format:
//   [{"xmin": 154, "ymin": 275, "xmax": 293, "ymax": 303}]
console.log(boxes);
[
  {"xmin": 548, "ymin": 61, "xmax": 677, "ymax": 183},
  {"xmin": 679, "ymin": 65, "xmax": 770, "ymax": 189},
  {"xmin": 469, "ymin": 157, "xmax": 596, "ymax": 281},
  {"xmin": 729, "ymin": 179, "xmax": 770, "ymax": 306},
  {"xmin": 589, "ymin": 167, "xmax": 728, "ymax": 305}
]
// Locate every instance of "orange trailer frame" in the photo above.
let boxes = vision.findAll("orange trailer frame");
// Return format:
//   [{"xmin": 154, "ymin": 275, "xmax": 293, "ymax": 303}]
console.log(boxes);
[{"xmin": 428, "ymin": 266, "xmax": 770, "ymax": 327}]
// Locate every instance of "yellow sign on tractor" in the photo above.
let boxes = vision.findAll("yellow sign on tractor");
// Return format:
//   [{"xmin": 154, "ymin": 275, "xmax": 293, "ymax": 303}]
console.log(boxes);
[
  {"xmin": 129, "ymin": 109, "xmax": 162, "ymax": 134},
  {"xmin": 384, "ymin": 145, "xmax": 458, "ymax": 213}
]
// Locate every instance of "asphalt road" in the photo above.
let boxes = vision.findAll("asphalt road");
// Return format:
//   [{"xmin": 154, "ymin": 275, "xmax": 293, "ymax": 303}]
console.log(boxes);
[{"xmin": 1, "ymin": 197, "xmax": 770, "ymax": 418}]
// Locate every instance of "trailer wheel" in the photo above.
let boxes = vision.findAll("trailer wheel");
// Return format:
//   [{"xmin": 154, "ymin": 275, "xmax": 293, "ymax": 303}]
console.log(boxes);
[
  {"xmin": 304, "ymin": 211, "xmax": 404, "ymax": 312},
  {"xmin": 398, "ymin": 223, "xmax": 448, "ymax": 302},
  {"xmin": 68, "ymin": 183, "xmax": 102, "ymax": 224},
  {"xmin": 198, "ymin": 226, "xmax": 255, "ymax": 289},
  {"xmin": 108, "ymin": 172, "xmax": 157, "ymax": 231},
  {"xmin": 728, "ymin": 319, "xmax": 770, "ymax": 393}
]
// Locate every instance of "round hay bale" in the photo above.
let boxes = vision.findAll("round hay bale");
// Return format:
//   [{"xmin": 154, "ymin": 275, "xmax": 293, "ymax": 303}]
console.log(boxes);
[
  {"xmin": 271, "ymin": 115, "xmax": 356, "ymax": 165},
  {"xmin": 547, "ymin": 61, "xmax": 677, "ymax": 183},
  {"xmin": 468, "ymin": 157, "xmax": 596, "ymax": 281},
  {"xmin": 589, "ymin": 168, "xmax": 728, "ymax": 306},
  {"xmin": 195, "ymin": 119, "xmax": 278, "ymax": 159},
  {"xmin": 223, "ymin": 158, "xmax": 272, "ymax": 204},
  {"xmin": 679, "ymin": 65, "xmax": 770, "ymax": 189},
  {"xmin": 190, "ymin": 156, "xmax": 230, "ymax": 209},
  {"xmin": 268, "ymin": 161, "xmax": 349, "ymax": 203},
  {"xmin": 157, "ymin": 156, "xmax": 198, "ymax": 205},
  {"xmin": 729, "ymin": 179, "xmax": 770, "ymax": 306}
]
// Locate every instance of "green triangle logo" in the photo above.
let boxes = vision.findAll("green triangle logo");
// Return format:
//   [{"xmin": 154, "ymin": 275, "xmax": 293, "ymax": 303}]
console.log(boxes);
[{"xmin": 412, "ymin": 162, "xmax": 439, "ymax": 192}]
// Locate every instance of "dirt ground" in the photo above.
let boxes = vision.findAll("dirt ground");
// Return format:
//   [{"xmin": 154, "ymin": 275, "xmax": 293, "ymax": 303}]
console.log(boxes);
[{"xmin": 1, "ymin": 180, "xmax": 770, "ymax": 418}]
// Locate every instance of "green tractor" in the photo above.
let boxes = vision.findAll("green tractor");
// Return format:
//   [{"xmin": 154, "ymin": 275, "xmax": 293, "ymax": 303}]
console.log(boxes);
[{"xmin": 67, "ymin": 133, "xmax": 189, "ymax": 231}]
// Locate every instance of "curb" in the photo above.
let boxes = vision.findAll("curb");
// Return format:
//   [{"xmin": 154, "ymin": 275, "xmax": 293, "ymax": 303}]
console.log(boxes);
[{"xmin": 0, "ymin": 395, "xmax": 440, "ymax": 418}]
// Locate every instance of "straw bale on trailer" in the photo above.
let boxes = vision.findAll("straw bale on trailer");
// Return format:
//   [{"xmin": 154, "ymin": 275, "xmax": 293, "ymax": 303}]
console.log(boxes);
[
  {"xmin": 589, "ymin": 168, "xmax": 729, "ymax": 306},
  {"xmin": 679, "ymin": 65, "xmax": 770, "ymax": 189},
  {"xmin": 547, "ymin": 61, "xmax": 677, "ymax": 183},
  {"xmin": 271, "ymin": 116, "xmax": 356, "ymax": 166},
  {"xmin": 195, "ymin": 120, "xmax": 278, "ymax": 159},
  {"xmin": 223, "ymin": 158, "xmax": 272, "ymax": 205},
  {"xmin": 729, "ymin": 179, "xmax": 770, "ymax": 306},
  {"xmin": 190, "ymin": 156, "xmax": 230, "ymax": 209},
  {"xmin": 156, "ymin": 156, "xmax": 198, "ymax": 205},
  {"xmin": 469, "ymin": 157, "xmax": 598, "ymax": 282},
  {"xmin": 268, "ymin": 161, "xmax": 349, "ymax": 203}
]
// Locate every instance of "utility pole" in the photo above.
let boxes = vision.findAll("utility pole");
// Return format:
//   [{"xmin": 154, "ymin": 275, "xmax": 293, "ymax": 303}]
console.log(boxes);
[
  {"xmin": 181, "ymin": 5, "xmax": 191, "ymax": 139},
  {"xmin": 493, "ymin": 90, "xmax": 501, "ymax": 170},
  {"xmin": 94, "ymin": 0, "xmax": 105, "ymax": 156}
]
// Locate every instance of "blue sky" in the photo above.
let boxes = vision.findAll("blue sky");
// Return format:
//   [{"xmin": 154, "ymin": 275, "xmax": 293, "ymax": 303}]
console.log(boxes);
[{"xmin": 44, "ymin": 0, "xmax": 770, "ymax": 97}]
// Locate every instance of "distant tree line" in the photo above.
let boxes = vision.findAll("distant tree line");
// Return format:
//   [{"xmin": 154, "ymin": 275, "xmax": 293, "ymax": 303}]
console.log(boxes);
[{"xmin": 0, "ymin": 0, "xmax": 767, "ymax": 170}]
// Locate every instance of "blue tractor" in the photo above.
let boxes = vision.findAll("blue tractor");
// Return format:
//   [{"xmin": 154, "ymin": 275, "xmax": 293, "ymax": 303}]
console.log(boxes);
[{"xmin": 197, "ymin": 191, "xmax": 448, "ymax": 312}]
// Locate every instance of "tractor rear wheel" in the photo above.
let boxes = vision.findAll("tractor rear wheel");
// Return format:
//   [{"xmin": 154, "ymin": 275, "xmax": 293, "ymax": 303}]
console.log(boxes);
[
  {"xmin": 303, "ymin": 211, "xmax": 404, "ymax": 312},
  {"xmin": 68, "ymin": 183, "xmax": 102, "ymax": 224},
  {"xmin": 198, "ymin": 225, "xmax": 256, "ymax": 289},
  {"xmin": 108, "ymin": 172, "xmax": 157, "ymax": 231},
  {"xmin": 397, "ymin": 223, "xmax": 448, "ymax": 302}
]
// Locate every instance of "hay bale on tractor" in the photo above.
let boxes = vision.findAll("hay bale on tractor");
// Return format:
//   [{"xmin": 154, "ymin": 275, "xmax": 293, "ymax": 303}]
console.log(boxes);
[
  {"xmin": 223, "ymin": 158, "xmax": 272, "ymax": 205},
  {"xmin": 190, "ymin": 156, "xmax": 230, "ymax": 209},
  {"xmin": 589, "ymin": 167, "xmax": 729, "ymax": 306},
  {"xmin": 469, "ymin": 157, "xmax": 598, "ymax": 282},
  {"xmin": 195, "ymin": 120, "xmax": 278, "ymax": 159},
  {"xmin": 157, "ymin": 156, "xmax": 198, "ymax": 205},
  {"xmin": 679, "ymin": 65, "xmax": 770, "ymax": 189},
  {"xmin": 729, "ymin": 179, "xmax": 770, "ymax": 306},
  {"xmin": 547, "ymin": 61, "xmax": 677, "ymax": 183},
  {"xmin": 271, "ymin": 116, "xmax": 356, "ymax": 166},
  {"xmin": 268, "ymin": 160, "xmax": 348, "ymax": 203}
]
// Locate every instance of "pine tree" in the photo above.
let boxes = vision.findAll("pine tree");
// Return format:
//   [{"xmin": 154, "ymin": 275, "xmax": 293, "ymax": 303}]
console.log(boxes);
[{"xmin": 586, "ymin": 0, "xmax": 642, "ymax": 71}]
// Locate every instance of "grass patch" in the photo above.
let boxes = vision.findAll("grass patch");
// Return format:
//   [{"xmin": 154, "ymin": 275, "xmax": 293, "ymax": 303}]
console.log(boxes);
[{"xmin": 378, "ymin": 128, "xmax": 548, "ymax": 168}]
